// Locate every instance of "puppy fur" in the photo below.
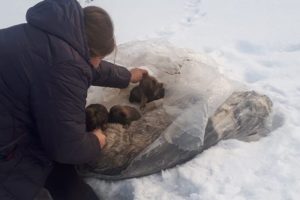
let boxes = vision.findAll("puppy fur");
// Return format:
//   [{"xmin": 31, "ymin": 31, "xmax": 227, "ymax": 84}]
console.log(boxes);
[{"xmin": 108, "ymin": 105, "xmax": 142, "ymax": 127}]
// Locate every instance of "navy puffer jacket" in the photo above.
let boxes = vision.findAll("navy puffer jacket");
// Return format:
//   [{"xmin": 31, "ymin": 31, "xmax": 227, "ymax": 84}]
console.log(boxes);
[{"xmin": 0, "ymin": 0, "xmax": 130, "ymax": 199}]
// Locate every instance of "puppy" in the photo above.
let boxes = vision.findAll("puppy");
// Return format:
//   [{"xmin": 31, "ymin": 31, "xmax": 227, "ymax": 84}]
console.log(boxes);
[
  {"xmin": 108, "ymin": 105, "xmax": 141, "ymax": 127},
  {"xmin": 129, "ymin": 74, "xmax": 165, "ymax": 108},
  {"xmin": 85, "ymin": 104, "xmax": 109, "ymax": 131}
]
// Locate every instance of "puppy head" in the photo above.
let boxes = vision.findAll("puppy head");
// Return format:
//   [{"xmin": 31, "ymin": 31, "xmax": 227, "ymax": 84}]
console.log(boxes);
[
  {"xmin": 108, "ymin": 105, "xmax": 141, "ymax": 126},
  {"xmin": 140, "ymin": 74, "xmax": 164, "ymax": 97},
  {"xmin": 129, "ymin": 74, "xmax": 165, "ymax": 104},
  {"xmin": 86, "ymin": 104, "xmax": 109, "ymax": 131}
]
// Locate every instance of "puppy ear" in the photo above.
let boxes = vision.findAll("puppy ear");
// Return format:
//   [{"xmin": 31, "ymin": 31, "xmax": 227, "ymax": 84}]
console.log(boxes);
[{"xmin": 129, "ymin": 86, "xmax": 142, "ymax": 103}]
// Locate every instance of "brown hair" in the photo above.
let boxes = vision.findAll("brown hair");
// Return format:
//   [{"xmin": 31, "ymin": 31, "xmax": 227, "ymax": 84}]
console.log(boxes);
[{"xmin": 83, "ymin": 6, "xmax": 115, "ymax": 57}]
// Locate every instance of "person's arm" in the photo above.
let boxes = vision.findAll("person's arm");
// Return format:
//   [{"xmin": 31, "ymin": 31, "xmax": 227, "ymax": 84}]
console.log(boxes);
[
  {"xmin": 31, "ymin": 61, "xmax": 102, "ymax": 164},
  {"xmin": 91, "ymin": 60, "xmax": 131, "ymax": 88}
]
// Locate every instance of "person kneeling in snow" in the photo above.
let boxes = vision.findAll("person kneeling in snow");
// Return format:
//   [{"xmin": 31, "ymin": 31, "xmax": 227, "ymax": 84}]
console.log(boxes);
[{"xmin": 0, "ymin": 0, "xmax": 147, "ymax": 199}]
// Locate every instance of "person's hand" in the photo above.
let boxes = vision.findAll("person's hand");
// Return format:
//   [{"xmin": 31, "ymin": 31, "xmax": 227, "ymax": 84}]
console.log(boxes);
[
  {"xmin": 130, "ymin": 68, "xmax": 148, "ymax": 83},
  {"xmin": 92, "ymin": 129, "xmax": 106, "ymax": 148}
]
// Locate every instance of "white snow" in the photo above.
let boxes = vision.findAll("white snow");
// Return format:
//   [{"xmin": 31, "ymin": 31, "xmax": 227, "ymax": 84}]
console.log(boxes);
[{"xmin": 1, "ymin": 0, "xmax": 300, "ymax": 199}]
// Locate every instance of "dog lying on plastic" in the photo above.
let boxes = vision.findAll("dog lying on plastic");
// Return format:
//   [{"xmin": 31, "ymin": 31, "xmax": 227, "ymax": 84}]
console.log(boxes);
[{"xmin": 78, "ymin": 90, "xmax": 273, "ymax": 178}]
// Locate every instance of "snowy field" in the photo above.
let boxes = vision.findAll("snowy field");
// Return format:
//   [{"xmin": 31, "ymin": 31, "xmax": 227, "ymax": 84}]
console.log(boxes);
[{"xmin": 1, "ymin": 0, "xmax": 300, "ymax": 199}]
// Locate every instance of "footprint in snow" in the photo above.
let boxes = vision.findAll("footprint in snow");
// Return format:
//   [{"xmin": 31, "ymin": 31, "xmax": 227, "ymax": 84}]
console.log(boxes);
[
  {"xmin": 181, "ymin": 0, "xmax": 203, "ymax": 27},
  {"xmin": 157, "ymin": 0, "xmax": 205, "ymax": 37}
]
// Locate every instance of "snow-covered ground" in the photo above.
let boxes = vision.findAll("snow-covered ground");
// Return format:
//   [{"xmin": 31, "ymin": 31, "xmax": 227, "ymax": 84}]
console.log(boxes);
[{"xmin": 1, "ymin": 0, "xmax": 300, "ymax": 199}]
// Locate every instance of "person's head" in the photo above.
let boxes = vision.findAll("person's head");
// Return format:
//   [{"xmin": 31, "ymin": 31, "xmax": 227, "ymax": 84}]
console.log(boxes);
[{"xmin": 83, "ymin": 6, "xmax": 115, "ymax": 67}]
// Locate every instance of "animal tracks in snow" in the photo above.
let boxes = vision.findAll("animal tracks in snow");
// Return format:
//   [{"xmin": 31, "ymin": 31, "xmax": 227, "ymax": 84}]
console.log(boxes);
[
  {"xmin": 157, "ymin": 0, "xmax": 205, "ymax": 37},
  {"xmin": 181, "ymin": 0, "xmax": 203, "ymax": 27}
]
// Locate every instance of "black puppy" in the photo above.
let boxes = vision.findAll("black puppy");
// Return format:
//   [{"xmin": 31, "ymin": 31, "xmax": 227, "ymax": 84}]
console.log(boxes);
[{"xmin": 129, "ymin": 74, "xmax": 165, "ymax": 108}]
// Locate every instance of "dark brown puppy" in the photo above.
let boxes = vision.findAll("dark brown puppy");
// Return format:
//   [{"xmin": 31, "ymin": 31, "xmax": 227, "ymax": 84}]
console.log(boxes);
[
  {"xmin": 86, "ymin": 104, "xmax": 141, "ymax": 131},
  {"xmin": 85, "ymin": 104, "xmax": 109, "ymax": 131},
  {"xmin": 108, "ymin": 105, "xmax": 141, "ymax": 127},
  {"xmin": 129, "ymin": 74, "xmax": 165, "ymax": 108}
]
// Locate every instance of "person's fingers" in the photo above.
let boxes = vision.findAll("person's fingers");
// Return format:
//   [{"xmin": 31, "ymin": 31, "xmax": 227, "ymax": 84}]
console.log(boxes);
[
  {"xmin": 93, "ymin": 129, "xmax": 106, "ymax": 148},
  {"xmin": 99, "ymin": 133, "xmax": 106, "ymax": 148},
  {"xmin": 130, "ymin": 68, "xmax": 149, "ymax": 83}
]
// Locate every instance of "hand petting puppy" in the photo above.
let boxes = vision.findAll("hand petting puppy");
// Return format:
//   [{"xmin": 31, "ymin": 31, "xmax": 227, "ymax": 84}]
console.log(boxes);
[{"xmin": 130, "ymin": 68, "xmax": 148, "ymax": 83}]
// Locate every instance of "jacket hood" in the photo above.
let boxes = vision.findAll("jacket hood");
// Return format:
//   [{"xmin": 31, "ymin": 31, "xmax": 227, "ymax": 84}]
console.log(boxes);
[{"xmin": 26, "ymin": 0, "xmax": 89, "ymax": 60}]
